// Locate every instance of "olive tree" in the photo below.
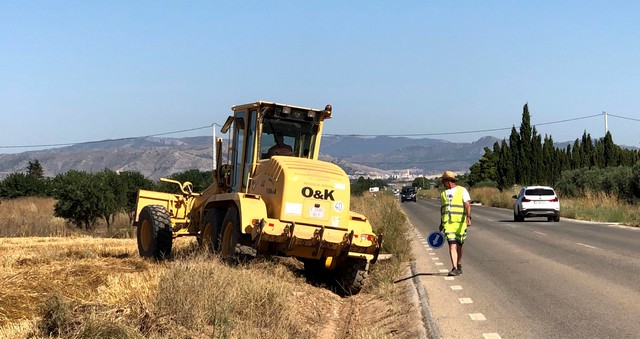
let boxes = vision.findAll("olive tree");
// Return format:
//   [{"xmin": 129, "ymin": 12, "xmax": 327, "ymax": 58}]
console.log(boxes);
[{"xmin": 51, "ymin": 170, "xmax": 104, "ymax": 230}]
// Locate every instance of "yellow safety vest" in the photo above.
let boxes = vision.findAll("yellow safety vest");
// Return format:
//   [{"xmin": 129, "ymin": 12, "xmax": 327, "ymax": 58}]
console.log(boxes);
[{"xmin": 441, "ymin": 186, "xmax": 466, "ymax": 224}]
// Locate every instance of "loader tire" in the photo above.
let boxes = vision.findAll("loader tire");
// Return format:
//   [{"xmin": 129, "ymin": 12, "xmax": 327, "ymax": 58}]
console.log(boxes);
[
  {"xmin": 336, "ymin": 257, "xmax": 368, "ymax": 296},
  {"xmin": 137, "ymin": 205, "xmax": 173, "ymax": 260},
  {"xmin": 219, "ymin": 207, "xmax": 255, "ymax": 261},
  {"xmin": 200, "ymin": 210, "xmax": 221, "ymax": 253}
]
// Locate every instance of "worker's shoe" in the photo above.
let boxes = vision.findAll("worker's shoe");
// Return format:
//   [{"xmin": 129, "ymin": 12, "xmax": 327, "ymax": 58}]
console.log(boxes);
[
  {"xmin": 457, "ymin": 264, "xmax": 462, "ymax": 274},
  {"xmin": 448, "ymin": 267, "xmax": 460, "ymax": 276}
]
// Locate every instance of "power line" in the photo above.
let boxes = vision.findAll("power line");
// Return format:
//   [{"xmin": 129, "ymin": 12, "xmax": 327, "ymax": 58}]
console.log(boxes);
[
  {"xmin": 531, "ymin": 113, "xmax": 602, "ymax": 126},
  {"xmin": 0, "ymin": 112, "xmax": 638, "ymax": 150},
  {"xmin": 0, "ymin": 125, "xmax": 213, "ymax": 150},
  {"xmin": 608, "ymin": 113, "xmax": 640, "ymax": 122},
  {"xmin": 325, "ymin": 113, "xmax": 603, "ymax": 137},
  {"xmin": 325, "ymin": 126, "xmax": 513, "ymax": 137}
]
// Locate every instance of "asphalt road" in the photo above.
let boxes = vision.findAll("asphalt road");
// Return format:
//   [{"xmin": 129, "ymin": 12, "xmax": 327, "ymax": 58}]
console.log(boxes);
[{"xmin": 402, "ymin": 198, "xmax": 640, "ymax": 339}]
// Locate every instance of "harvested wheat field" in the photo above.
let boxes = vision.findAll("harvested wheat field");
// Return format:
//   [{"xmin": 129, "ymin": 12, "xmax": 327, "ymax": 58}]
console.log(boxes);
[{"xmin": 0, "ymin": 236, "xmax": 423, "ymax": 339}]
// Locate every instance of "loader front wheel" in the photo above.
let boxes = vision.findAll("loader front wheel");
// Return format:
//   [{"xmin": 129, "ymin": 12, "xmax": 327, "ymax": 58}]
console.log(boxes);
[
  {"xmin": 336, "ymin": 257, "xmax": 368, "ymax": 296},
  {"xmin": 220, "ymin": 207, "xmax": 240, "ymax": 259},
  {"xmin": 137, "ymin": 205, "xmax": 173, "ymax": 260},
  {"xmin": 220, "ymin": 207, "xmax": 255, "ymax": 261}
]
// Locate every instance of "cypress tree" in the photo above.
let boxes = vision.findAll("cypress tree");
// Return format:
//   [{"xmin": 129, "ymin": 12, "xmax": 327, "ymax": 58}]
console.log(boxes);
[
  {"xmin": 580, "ymin": 131, "xmax": 593, "ymax": 168},
  {"xmin": 509, "ymin": 126, "xmax": 521, "ymax": 184},
  {"xmin": 498, "ymin": 139, "xmax": 515, "ymax": 190},
  {"xmin": 519, "ymin": 104, "xmax": 533, "ymax": 185},
  {"xmin": 603, "ymin": 131, "xmax": 618, "ymax": 167},
  {"xmin": 571, "ymin": 139, "xmax": 581, "ymax": 169},
  {"xmin": 542, "ymin": 135, "xmax": 555, "ymax": 185},
  {"xmin": 531, "ymin": 127, "xmax": 544, "ymax": 184},
  {"xmin": 593, "ymin": 139, "xmax": 605, "ymax": 168},
  {"xmin": 563, "ymin": 144, "xmax": 572, "ymax": 172}
]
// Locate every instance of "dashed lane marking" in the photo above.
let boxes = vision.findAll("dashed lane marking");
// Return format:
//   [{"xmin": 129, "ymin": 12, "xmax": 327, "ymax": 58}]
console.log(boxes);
[
  {"xmin": 431, "ymin": 257, "xmax": 440, "ymax": 260},
  {"xmin": 458, "ymin": 298, "xmax": 473, "ymax": 304},
  {"xmin": 439, "ymin": 269, "xmax": 449, "ymax": 273},
  {"xmin": 444, "ymin": 277, "xmax": 455, "ymax": 281},
  {"xmin": 450, "ymin": 285, "xmax": 463, "ymax": 290},
  {"xmin": 483, "ymin": 333, "xmax": 502, "ymax": 339},
  {"xmin": 469, "ymin": 313, "xmax": 486, "ymax": 321},
  {"xmin": 435, "ymin": 262, "xmax": 444, "ymax": 266},
  {"xmin": 533, "ymin": 231, "xmax": 547, "ymax": 236},
  {"xmin": 576, "ymin": 242, "xmax": 599, "ymax": 249}
]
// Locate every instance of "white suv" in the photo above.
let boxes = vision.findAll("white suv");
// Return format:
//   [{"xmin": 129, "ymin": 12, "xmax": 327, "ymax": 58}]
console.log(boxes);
[{"xmin": 512, "ymin": 186, "xmax": 560, "ymax": 222}]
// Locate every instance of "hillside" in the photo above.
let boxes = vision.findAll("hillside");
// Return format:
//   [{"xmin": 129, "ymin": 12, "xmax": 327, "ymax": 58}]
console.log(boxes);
[{"xmin": 0, "ymin": 135, "xmax": 501, "ymax": 180}]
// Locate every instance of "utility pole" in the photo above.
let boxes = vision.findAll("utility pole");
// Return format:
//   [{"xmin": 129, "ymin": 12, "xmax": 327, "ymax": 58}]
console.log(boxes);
[
  {"xmin": 212, "ymin": 123, "xmax": 216, "ymax": 171},
  {"xmin": 603, "ymin": 111, "xmax": 608, "ymax": 136}
]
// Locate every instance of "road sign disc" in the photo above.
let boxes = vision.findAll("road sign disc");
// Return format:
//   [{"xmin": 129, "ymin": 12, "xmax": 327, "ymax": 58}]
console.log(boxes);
[{"xmin": 427, "ymin": 231, "xmax": 445, "ymax": 248}]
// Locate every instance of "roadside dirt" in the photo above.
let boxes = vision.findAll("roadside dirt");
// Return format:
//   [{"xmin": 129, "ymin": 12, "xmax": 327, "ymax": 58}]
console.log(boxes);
[{"xmin": 311, "ymin": 265, "xmax": 426, "ymax": 339}]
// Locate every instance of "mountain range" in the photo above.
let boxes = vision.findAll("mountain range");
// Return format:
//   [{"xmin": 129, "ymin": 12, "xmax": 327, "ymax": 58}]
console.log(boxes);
[{"xmin": 0, "ymin": 135, "xmax": 501, "ymax": 180}]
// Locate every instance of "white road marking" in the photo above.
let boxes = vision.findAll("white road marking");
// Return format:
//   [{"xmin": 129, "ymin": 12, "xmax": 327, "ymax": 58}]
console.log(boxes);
[
  {"xmin": 483, "ymin": 333, "xmax": 502, "ymax": 339},
  {"xmin": 469, "ymin": 313, "xmax": 486, "ymax": 321},
  {"xmin": 420, "ymin": 240, "xmax": 428, "ymax": 244},
  {"xmin": 450, "ymin": 285, "xmax": 463, "ymax": 290},
  {"xmin": 458, "ymin": 298, "xmax": 473, "ymax": 304},
  {"xmin": 431, "ymin": 257, "xmax": 439, "ymax": 260},
  {"xmin": 429, "ymin": 252, "xmax": 436, "ymax": 255},
  {"xmin": 444, "ymin": 277, "xmax": 455, "ymax": 281},
  {"xmin": 606, "ymin": 223, "xmax": 640, "ymax": 230},
  {"xmin": 576, "ymin": 242, "xmax": 598, "ymax": 249},
  {"xmin": 533, "ymin": 231, "xmax": 547, "ymax": 236},
  {"xmin": 435, "ymin": 262, "xmax": 444, "ymax": 266},
  {"xmin": 439, "ymin": 269, "xmax": 449, "ymax": 273}
]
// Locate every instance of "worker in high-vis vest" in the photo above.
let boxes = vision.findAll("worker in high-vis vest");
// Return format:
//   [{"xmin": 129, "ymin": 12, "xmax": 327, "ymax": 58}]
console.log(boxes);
[{"xmin": 438, "ymin": 171, "xmax": 472, "ymax": 276}]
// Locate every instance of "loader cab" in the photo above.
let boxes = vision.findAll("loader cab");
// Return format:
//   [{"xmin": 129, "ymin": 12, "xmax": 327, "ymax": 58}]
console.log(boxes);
[{"xmin": 218, "ymin": 101, "xmax": 332, "ymax": 193}]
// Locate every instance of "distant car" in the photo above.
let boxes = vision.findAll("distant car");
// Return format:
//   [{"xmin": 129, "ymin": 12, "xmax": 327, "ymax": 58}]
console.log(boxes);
[
  {"xmin": 512, "ymin": 186, "xmax": 560, "ymax": 222},
  {"xmin": 400, "ymin": 186, "xmax": 417, "ymax": 202}
]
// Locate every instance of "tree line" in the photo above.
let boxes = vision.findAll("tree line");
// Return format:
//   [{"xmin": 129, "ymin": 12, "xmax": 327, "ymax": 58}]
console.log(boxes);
[
  {"xmin": 464, "ymin": 104, "xmax": 640, "ymax": 202},
  {"xmin": 0, "ymin": 160, "xmax": 390, "ymax": 230},
  {"xmin": 0, "ymin": 160, "xmax": 213, "ymax": 230},
  {"xmin": 407, "ymin": 104, "xmax": 640, "ymax": 203}
]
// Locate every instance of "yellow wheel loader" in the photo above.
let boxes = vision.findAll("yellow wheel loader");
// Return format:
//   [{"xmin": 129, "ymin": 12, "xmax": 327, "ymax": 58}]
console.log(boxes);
[{"xmin": 133, "ymin": 101, "xmax": 382, "ymax": 295}]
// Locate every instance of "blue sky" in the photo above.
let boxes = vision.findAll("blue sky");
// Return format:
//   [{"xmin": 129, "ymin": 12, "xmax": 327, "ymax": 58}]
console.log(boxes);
[{"xmin": 2, "ymin": 1, "xmax": 640, "ymax": 154}]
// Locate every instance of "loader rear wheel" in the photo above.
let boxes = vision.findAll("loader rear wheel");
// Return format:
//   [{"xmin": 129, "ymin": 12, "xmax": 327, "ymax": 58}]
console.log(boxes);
[
  {"xmin": 200, "ymin": 210, "xmax": 221, "ymax": 253},
  {"xmin": 137, "ymin": 205, "xmax": 173, "ymax": 260},
  {"xmin": 336, "ymin": 257, "xmax": 368, "ymax": 296}
]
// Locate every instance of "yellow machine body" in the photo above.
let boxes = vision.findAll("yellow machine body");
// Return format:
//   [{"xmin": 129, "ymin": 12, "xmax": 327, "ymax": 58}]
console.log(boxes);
[{"xmin": 133, "ymin": 102, "xmax": 381, "ymax": 292}]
